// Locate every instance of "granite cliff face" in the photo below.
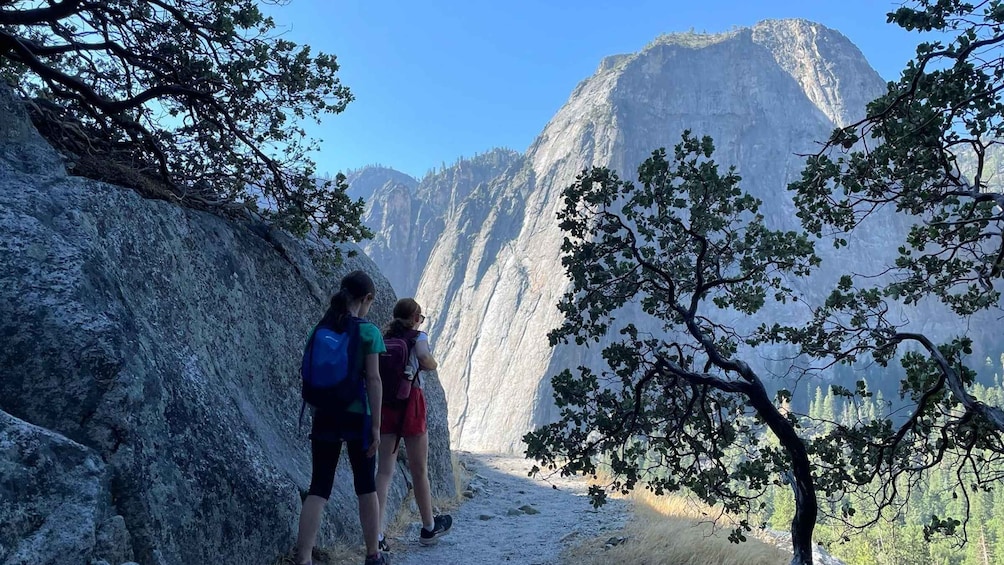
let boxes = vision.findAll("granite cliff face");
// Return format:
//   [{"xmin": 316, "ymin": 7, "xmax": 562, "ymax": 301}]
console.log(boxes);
[
  {"xmin": 0, "ymin": 84, "xmax": 454, "ymax": 565},
  {"xmin": 349, "ymin": 150, "xmax": 523, "ymax": 297},
  {"xmin": 404, "ymin": 20, "xmax": 892, "ymax": 452}
]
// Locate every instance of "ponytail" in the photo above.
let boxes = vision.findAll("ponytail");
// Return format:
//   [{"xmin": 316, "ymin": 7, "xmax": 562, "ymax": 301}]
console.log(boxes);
[
  {"xmin": 318, "ymin": 271, "xmax": 376, "ymax": 332},
  {"xmin": 383, "ymin": 318, "xmax": 413, "ymax": 338},
  {"xmin": 319, "ymin": 289, "xmax": 351, "ymax": 332},
  {"xmin": 383, "ymin": 298, "xmax": 421, "ymax": 338}
]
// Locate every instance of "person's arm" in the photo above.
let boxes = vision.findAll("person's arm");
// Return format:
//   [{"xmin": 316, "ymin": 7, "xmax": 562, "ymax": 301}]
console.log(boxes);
[
  {"xmin": 415, "ymin": 336, "xmax": 438, "ymax": 371},
  {"xmin": 364, "ymin": 352, "xmax": 382, "ymax": 457}
]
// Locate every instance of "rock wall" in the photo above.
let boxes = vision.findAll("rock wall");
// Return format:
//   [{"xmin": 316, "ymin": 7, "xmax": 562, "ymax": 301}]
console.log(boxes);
[
  {"xmin": 0, "ymin": 410, "xmax": 124, "ymax": 565},
  {"xmin": 0, "ymin": 83, "xmax": 454, "ymax": 565},
  {"xmin": 350, "ymin": 150, "xmax": 523, "ymax": 298}
]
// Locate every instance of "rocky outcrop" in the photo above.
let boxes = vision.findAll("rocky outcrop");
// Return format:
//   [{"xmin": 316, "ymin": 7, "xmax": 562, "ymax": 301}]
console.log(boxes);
[
  {"xmin": 344, "ymin": 165, "xmax": 418, "ymax": 203},
  {"xmin": 352, "ymin": 150, "xmax": 522, "ymax": 297},
  {"xmin": 359, "ymin": 177, "xmax": 420, "ymax": 294},
  {"xmin": 751, "ymin": 18, "xmax": 884, "ymax": 127},
  {"xmin": 413, "ymin": 19, "xmax": 1004, "ymax": 453},
  {"xmin": 0, "ymin": 410, "xmax": 132, "ymax": 565},
  {"xmin": 0, "ymin": 84, "xmax": 453, "ymax": 565}
]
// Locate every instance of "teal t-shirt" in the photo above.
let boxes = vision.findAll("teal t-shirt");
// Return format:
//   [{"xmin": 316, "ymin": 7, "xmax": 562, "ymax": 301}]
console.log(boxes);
[{"xmin": 349, "ymin": 321, "xmax": 386, "ymax": 414}]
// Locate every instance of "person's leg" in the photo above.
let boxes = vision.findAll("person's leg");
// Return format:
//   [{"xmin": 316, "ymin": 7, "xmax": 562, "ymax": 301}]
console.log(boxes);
[
  {"xmin": 358, "ymin": 492, "xmax": 380, "ymax": 557},
  {"xmin": 348, "ymin": 439, "xmax": 381, "ymax": 558},
  {"xmin": 295, "ymin": 440, "xmax": 342, "ymax": 564},
  {"xmin": 295, "ymin": 496, "xmax": 326, "ymax": 565},
  {"xmin": 404, "ymin": 432, "xmax": 434, "ymax": 528},
  {"xmin": 375, "ymin": 433, "xmax": 399, "ymax": 536}
]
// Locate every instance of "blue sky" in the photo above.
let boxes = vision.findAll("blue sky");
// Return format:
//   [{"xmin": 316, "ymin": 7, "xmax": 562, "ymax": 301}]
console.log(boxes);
[{"xmin": 265, "ymin": 1, "xmax": 927, "ymax": 179}]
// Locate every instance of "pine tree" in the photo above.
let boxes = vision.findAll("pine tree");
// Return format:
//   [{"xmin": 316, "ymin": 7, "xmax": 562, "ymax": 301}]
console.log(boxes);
[
  {"xmin": 810, "ymin": 385, "xmax": 824, "ymax": 424},
  {"xmin": 821, "ymin": 388, "xmax": 837, "ymax": 432}
]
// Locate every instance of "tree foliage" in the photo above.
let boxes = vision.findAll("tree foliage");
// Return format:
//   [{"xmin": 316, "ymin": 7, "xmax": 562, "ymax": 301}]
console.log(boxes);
[
  {"xmin": 794, "ymin": 0, "xmax": 1004, "ymax": 316},
  {"xmin": 524, "ymin": 132, "xmax": 823, "ymax": 564},
  {"xmin": 0, "ymin": 0, "xmax": 368, "ymax": 245},
  {"xmin": 784, "ymin": 0, "xmax": 1004, "ymax": 541},
  {"xmin": 797, "ymin": 377, "xmax": 1004, "ymax": 564}
]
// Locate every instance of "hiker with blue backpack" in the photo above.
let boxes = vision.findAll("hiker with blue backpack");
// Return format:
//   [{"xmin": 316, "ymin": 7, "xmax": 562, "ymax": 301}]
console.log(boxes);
[
  {"xmin": 375, "ymin": 298, "xmax": 453, "ymax": 552},
  {"xmin": 294, "ymin": 270, "xmax": 390, "ymax": 565}
]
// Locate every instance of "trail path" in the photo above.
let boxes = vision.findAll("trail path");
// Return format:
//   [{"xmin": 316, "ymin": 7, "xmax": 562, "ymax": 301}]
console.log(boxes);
[{"xmin": 387, "ymin": 452, "xmax": 629, "ymax": 565}]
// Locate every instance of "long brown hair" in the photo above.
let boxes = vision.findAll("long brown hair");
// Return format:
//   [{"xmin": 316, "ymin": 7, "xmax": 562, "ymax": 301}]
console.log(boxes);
[
  {"xmin": 319, "ymin": 270, "xmax": 375, "ymax": 332},
  {"xmin": 383, "ymin": 298, "xmax": 420, "ymax": 338}
]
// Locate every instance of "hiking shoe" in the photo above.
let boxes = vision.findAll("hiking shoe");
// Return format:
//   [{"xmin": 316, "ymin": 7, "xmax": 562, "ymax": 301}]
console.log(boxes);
[
  {"xmin": 378, "ymin": 537, "xmax": 391, "ymax": 553},
  {"xmin": 419, "ymin": 514, "xmax": 453, "ymax": 546},
  {"xmin": 364, "ymin": 552, "xmax": 388, "ymax": 565}
]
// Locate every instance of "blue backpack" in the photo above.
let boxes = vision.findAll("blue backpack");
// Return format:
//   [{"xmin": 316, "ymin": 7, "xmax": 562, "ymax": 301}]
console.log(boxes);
[{"xmin": 300, "ymin": 317, "xmax": 362, "ymax": 413}]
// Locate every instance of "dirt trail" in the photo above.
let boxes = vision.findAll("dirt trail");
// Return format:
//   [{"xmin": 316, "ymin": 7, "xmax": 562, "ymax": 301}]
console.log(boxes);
[{"xmin": 387, "ymin": 452, "xmax": 629, "ymax": 565}]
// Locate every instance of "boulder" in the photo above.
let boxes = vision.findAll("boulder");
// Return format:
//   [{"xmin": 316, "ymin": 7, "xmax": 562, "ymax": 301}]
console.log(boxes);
[
  {"xmin": 0, "ymin": 409, "xmax": 133, "ymax": 565},
  {"xmin": 0, "ymin": 83, "xmax": 453, "ymax": 565}
]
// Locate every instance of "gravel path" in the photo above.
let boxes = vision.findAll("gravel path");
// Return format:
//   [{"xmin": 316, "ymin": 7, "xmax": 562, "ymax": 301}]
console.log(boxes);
[{"xmin": 385, "ymin": 452, "xmax": 629, "ymax": 565}]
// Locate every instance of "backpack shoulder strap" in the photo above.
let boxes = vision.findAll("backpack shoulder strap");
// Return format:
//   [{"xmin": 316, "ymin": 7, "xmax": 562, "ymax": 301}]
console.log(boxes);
[
  {"xmin": 404, "ymin": 328, "xmax": 420, "ymax": 347},
  {"xmin": 405, "ymin": 329, "xmax": 423, "ymax": 386},
  {"xmin": 347, "ymin": 316, "xmax": 364, "ymax": 376}
]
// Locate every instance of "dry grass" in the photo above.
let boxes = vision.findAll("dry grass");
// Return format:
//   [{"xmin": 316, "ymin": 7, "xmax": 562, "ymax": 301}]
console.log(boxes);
[
  {"xmin": 273, "ymin": 543, "xmax": 361, "ymax": 565},
  {"xmin": 563, "ymin": 482, "xmax": 788, "ymax": 565},
  {"xmin": 439, "ymin": 450, "xmax": 472, "ymax": 511}
]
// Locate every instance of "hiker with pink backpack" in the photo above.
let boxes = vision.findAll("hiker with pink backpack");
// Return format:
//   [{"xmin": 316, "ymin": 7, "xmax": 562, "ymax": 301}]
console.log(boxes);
[{"xmin": 375, "ymin": 298, "xmax": 453, "ymax": 551}]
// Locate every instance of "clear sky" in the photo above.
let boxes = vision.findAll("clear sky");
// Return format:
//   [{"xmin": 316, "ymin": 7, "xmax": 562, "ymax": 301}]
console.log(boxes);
[{"xmin": 264, "ymin": 1, "xmax": 927, "ymax": 179}]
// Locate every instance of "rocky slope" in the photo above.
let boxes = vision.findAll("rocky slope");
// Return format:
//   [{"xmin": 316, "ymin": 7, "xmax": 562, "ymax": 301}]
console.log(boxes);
[
  {"xmin": 0, "ymin": 84, "xmax": 454, "ymax": 565},
  {"xmin": 350, "ymin": 149, "xmax": 523, "ymax": 297}
]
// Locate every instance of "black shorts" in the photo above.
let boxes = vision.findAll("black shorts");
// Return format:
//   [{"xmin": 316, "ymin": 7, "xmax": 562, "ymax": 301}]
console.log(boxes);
[{"xmin": 307, "ymin": 438, "xmax": 376, "ymax": 498}]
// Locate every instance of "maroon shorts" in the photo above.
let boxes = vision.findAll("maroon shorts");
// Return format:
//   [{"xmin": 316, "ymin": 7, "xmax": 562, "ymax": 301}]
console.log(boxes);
[{"xmin": 380, "ymin": 387, "xmax": 427, "ymax": 437}]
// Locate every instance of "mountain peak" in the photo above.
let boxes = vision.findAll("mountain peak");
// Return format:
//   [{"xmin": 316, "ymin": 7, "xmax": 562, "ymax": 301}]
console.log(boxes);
[
  {"xmin": 750, "ymin": 18, "xmax": 886, "ymax": 125},
  {"xmin": 342, "ymin": 165, "xmax": 418, "ymax": 202},
  {"xmin": 753, "ymin": 18, "xmax": 834, "ymax": 33},
  {"xmin": 639, "ymin": 19, "xmax": 838, "ymax": 53},
  {"xmin": 587, "ymin": 19, "xmax": 884, "ymax": 128}
]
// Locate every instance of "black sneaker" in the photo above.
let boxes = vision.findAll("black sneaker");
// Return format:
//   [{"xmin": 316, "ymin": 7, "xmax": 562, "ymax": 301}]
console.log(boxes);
[
  {"xmin": 364, "ymin": 552, "xmax": 388, "ymax": 565},
  {"xmin": 378, "ymin": 537, "xmax": 391, "ymax": 553},
  {"xmin": 419, "ymin": 514, "xmax": 453, "ymax": 546}
]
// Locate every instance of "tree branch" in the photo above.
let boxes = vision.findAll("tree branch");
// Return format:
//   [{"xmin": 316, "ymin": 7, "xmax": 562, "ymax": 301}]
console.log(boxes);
[
  {"xmin": 891, "ymin": 332, "xmax": 1004, "ymax": 432},
  {"xmin": 0, "ymin": 0, "xmax": 83, "ymax": 25}
]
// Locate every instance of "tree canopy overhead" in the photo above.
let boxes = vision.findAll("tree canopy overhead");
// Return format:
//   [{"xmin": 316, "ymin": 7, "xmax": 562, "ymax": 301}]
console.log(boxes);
[
  {"xmin": 791, "ymin": 0, "xmax": 1004, "ymax": 441},
  {"xmin": 794, "ymin": 0, "xmax": 1004, "ymax": 312},
  {"xmin": 0, "ymin": 0, "xmax": 368, "ymax": 244}
]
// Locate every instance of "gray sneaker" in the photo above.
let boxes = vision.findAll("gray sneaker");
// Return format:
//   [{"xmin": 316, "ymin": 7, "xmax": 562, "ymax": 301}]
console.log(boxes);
[{"xmin": 419, "ymin": 514, "xmax": 453, "ymax": 546}]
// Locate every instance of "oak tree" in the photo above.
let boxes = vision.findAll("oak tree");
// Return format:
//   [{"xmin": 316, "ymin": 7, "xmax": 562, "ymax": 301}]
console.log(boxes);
[
  {"xmin": 525, "ymin": 133, "xmax": 823, "ymax": 564},
  {"xmin": 0, "ymin": 0, "xmax": 368, "ymax": 244}
]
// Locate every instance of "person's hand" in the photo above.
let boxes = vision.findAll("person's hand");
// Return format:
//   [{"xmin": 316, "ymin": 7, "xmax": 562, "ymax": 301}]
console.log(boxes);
[{"xmin": 366, "ymin": 427, "xmax": 381, "ymax": 458}]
